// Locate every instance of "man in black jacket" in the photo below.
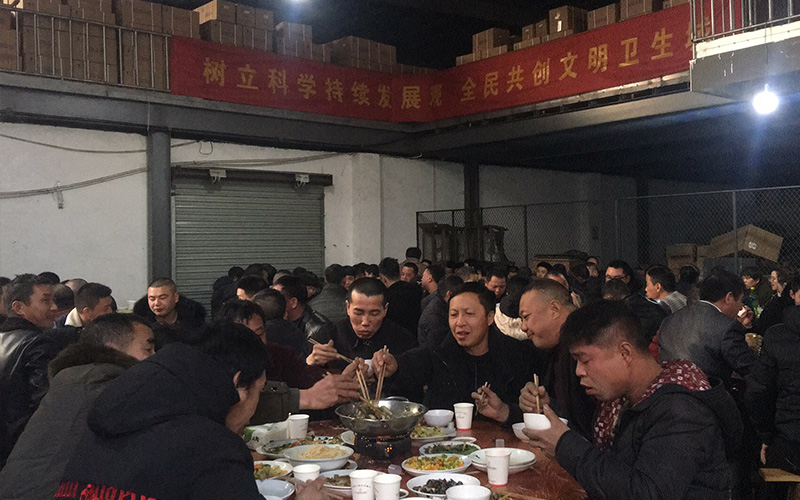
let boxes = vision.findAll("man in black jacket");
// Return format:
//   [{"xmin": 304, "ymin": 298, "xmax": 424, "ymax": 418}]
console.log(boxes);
[
  {"xmin": 0, "ymin": 274, "xmax": 60, "ymax": 468},
  {"xmin": 417, "ymin": 274, "xmax": 463, "ymax": 348},
  {"xmin": 524, "ymin": 300, "xmax": 741, "ymax": 500},
  {"xmin": 274, "ymin": 275, "xmax": 331, "ymax": 340},
  {"xmin": 133, "ymin": 277, "xmax": 207, "ymax": 349},
  {"xmin": 379, "ymin": 257, "xmax": 423, "ymax": 333},
  {"xmin": 309, "ymin": 264, "xmax": 349, "ymax": 324}
]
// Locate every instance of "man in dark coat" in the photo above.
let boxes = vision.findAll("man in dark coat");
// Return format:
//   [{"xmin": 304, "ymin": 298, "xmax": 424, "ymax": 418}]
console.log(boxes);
[
  {"xmin": 378, "ymin": 257, "xmax": 423, "ymax": 333},
  {"xmin": 0, "ymin": 314, "xmax": 154, "ymax": 499},
  {"xmin": 251, "ymin": 288, "xmax": 307, "ymax": 357},
  {"xmin": 133, "ymin": 277, "xmax": 208, "ymax": 349},
  {"xmin": 525, "ymin": 300, "xmax": 742, "ymax": 500},
  {"xmin": 274, "ymin": 275, "xmax": 332, "ymax": 340},
  {"xmin": 0, "ymin": 274, "xmax": 60, "ymax": 468},
  {"xmin": 50, "ymin": 282, "xmax": 114, "ymax": 350},
  {"xmin": 309, "ymin": 264, "xmax": 349, "ymax": 324},
  {"xmin": 417, "ymin": 274, "xmax": 463, "ymax": 348}
]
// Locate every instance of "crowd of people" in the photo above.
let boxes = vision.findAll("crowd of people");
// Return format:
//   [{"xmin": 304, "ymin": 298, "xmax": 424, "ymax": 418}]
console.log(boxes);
[{"xmin": 0, "ymin": 247, "xmax": 798, "ymax": 500}]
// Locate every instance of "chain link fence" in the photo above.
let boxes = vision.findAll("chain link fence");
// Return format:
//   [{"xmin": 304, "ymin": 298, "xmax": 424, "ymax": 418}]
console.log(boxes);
[{"xmin": 417, "ymin": 186, "xmax": 800, "ymax": 274}]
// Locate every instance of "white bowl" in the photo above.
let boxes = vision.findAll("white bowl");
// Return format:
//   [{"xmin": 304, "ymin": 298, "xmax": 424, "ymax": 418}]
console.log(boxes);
[
  {"xmin": 256, "ymin": 479, "xmax": 296, "ymax": 500},
  {"xmin": 406, "ymin": 473, "xmax": 480, "ymax": 499},
  {"xmin": 511, "ymin": 423, "xmax": 530, "ymax": 442},
  {"xmin": 445, "ymin": 485, "xmax": 491, "ymax": 500},
  {"xmin": 254, "ymin": 460, "xmax": 293, "ymax": 480},
  {"xmin": 283, "ymin": 444, "xmax": 354, "ymax": 471},
  {"xmin": 401, "ymin": 454, "xmax": 471, "ymax": 476},
  {"xmin": 424, "ymin": 410, "xmax": 454, "ymax": 427},
  {"xmin": 468, "ymin": 448, "xmax": 536, "ymax": 474}
]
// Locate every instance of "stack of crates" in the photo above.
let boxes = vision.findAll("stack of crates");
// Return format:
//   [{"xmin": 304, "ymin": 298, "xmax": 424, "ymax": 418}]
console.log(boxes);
[
  {"xmin": 196, "ymin": 0, "xmax": 274, "ymax": 52},
  {"xmin": 329, "ymin": 35, "xmax": 395, "ymax": 72}
]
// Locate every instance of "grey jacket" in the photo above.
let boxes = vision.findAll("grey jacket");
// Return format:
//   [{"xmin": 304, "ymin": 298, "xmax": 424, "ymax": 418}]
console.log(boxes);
[
  {"xmin": 308, "ymin": 284, "xmax": 348, "ymax": 324},
  {"xmin": 658, "ymin": 301, "xmax": 757, "ymax": 383}
]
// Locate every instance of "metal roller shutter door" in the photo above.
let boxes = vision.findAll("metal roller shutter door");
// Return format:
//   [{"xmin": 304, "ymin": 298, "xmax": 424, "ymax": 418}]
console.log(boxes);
[{"xmin": 173, "ymin": 177, "xmax": 325, "ymax": 309}]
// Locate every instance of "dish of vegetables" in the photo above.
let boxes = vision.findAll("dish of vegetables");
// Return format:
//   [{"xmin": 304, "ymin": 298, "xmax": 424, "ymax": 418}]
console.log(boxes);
[
  {"xmin": 419, "ymin": 441, "xmax": 480, "ymax": 456},
  {"xmin": 253, "ymin": 461, "xmax": 291, "ymax": 480},
  {"xmin": 401, "ymin": 454, "xmax": 471, "ymax": 476}
]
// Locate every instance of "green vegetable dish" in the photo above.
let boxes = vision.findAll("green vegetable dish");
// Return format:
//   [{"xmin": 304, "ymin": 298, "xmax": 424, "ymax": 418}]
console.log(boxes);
[{"xmin": 425, "ymin": 443, "xmax": 479, "ymax": 455}]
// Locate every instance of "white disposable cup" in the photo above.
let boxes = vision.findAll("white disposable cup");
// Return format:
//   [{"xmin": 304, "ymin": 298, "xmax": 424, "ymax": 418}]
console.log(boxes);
[
  {"xmin": 350, "ymin": 470, "xmax": 381, "ymax": 500},
  {"xmin": 373, "ymin": 473, "xmax": 402, "ymax": 500},
  {"xmin": 453, "ymin": 403, "xmax": 474, "ymax": 431},
  {"xmin": 287, "ymin": 414, "xmax": 309, "ymax": 439},
  {"xmin": 126, "ymin": 300, "xmax": 136, "ymax": 311},
  {"xmin": 446, "ymin": 485, "xmax": 491, "ymax": 500},
  {"xmin": 293, "ymin": 464, "xmax": 320, "ymax": 482},
  {"xmin": 523, "ymin": 413, "xmax": 550, "ymax": 430},
  {"xmin": 485, "ymin": 448, "xmax": 511, "ymax": 487}
]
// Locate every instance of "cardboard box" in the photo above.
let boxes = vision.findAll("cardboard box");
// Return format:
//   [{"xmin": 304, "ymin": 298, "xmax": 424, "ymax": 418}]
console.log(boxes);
[
  {"xmin": 88, "ymin": 60, "xmax": 119, "ymax": 83},
  {"xmin": 667, "ymin": 256, "xmax": 697, "ymax": 275},
  {"xmin": 120, "ymin": 30, "xmax": 167, "ymax": 88},
  {"xmin": 588, "ymin": 4, "xmax": 619, "ymax": 29},
  {"xmin": 549, "ymin": 5, "xmax": 587, "ymax": 34},
  {"xmin": 253, "ymin": 8, "xmax": 274, "ymax": 30},
  {"xmin": 236, "ymin": 4, "xmax": 255, "ymax": 27},
  {"xmin": 0, "ymin": 54, "xmax": 18, "ymax": 70},
  {"xmin": 115, "ymin": 0, "xmax": 163, "ymax": 32},
  {"xmin": 545, "ymin": 29, "xmax": 575, "ymax": 41},
  {"xmin": 456, "ymin": 53, "xmax": 477, "ymax": 65},
  {"xmin": 275, "ymin": 21, "xmax": 312, "ymax": 40},
  {"xmin": 330, "ymin": 36, "xmax": 394, "ymax": 64},
  {"xmin": 707, "ymin": 225, "xmax": 783, "ymax": 262},
  {"xmin": 522, "ymin": 21, "xmax": 548, "ymax": 40},
  {"xmin": 666, "ymin": 243, "xmax": 698, "ymax": 259},
  {"xmin": 472, "ymin": 27, "xmax": 509, "ymax": 52},
  {"xmin": 199, "ymin": 20, "xmax": 242, "ymax": 46},
  {"xmin": 64, "ymin": 0, "xmax": 112, "ymax": 11},
  {"xmin": 194, "ymin": 0, "xmax": 236, "ymax": 24},
  {"xmin": 17, "ymin": 0, "xmax": 70, "ymax": 15},
  {"xmin": 620, "ymin": 0, "xmax": 663, "ymax": 19},
  {"xmin": 275, "ymin": 36, "xmax": 312, "ymax": 58},
  {"xmin": 310, "ymin": 43, "xmax": 330, "ymax": 62},
  {"xmin": 73, "ymin": 9, "xmax": 115, "ymax": 23},
  {"xmin": 239, "ymin": 27, "xmax": 273, "ymax": 51},
  {"xmin": 0, "ymin": 10, "xmax": 18, "ymax": 57},
  {"xmin": 513, "ymin": 37, "xmax": 541, "ymax": 50},
  {"xmin": 479, "ymin": 45, "xmax": 508, "ymax": 59},
  {"xmin": 88, "ymin": 31, "xmax": 118, "ymax": 63},
  {"xmin": 163, "ymin": 7, "xmax": 200, "ymax": 38}
]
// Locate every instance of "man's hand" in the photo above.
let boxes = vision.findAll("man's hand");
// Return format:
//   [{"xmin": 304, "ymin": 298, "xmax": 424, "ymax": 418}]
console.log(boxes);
[
  {"xmin": 519, "ymin": 381, "xmax": 550, "ymax": 413},
  {"xmin": 737, "ymin": 305, "xmax": 754, "ymax": 328},
  {"xmin": 472, "ymin": 385, "xmax": 509, "ymax": 423},
  {"xmin": 760, "ymin": 443, "xmax": 768, "ymax": 465},
  {"xmin": 371, "ymin": 349, "xmax": 398, "ymax": 378},
  {"xmin": 296, "ymin": 476, "xmax": 327, "ymax": 500},
  {"xmin": 299, "ymin": 373, "xmax": 361, "ymax": 409},
  {"xmin": 305, "ymin": 340, "xmax": 339, "ymax": 366},
  {"xmin": 521, "ymin": 405, "xmax": 569, "ymax": 457}
]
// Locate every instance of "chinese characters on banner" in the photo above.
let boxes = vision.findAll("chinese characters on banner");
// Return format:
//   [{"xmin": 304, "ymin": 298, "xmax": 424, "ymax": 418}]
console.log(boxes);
[{"xmin": 171, "ymin": 4, "xmax": 695, "ymax": 123}]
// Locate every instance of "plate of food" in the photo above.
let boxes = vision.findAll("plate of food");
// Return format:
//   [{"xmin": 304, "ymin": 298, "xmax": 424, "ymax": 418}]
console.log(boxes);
[
  {"xmin": 468, "ymin": 448, "xmax": 536, "ymax": 474},
  {"xmin": 254, "ymin": 460, "xmax": 293, "ymax": 481},
  {"xmin": 406, "ymin": 473, "xmax": 480, "ymax": 498},
  {"xmin": 258, "ymin": 436, "xmax": 344, "ymax": 458},
  {"xmin": 410, "ymin": 424, "xmax": 456, "ymax": 443},
  {"xmin": 283, "ymin": 444, "xmax": 354, "ymax": 471},
  {"xmin": 321, "ymin": 469, "xmax": 354, "ymax": 493},
  {"xmin": 419, "ymin": 441, "xmax": 480, "ymax": 456},
  {"xmin": 401, "ymin": 454, "xmax": 471, "ymax": 476}
]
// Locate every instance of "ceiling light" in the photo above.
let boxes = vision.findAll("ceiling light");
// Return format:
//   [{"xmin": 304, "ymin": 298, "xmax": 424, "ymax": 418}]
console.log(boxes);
[{"xmin": 752, "ymin": 84, "xmax": 779, "ymax": 115}]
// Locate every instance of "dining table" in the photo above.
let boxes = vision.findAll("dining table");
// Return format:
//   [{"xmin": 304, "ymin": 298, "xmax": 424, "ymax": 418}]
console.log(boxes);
[{"xmin": 251, "ymin": 419, "xmax": 587, "ymax": 500}]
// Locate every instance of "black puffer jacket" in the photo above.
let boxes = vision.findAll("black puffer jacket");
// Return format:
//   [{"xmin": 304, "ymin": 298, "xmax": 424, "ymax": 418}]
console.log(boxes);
[
  {"xmin": 57, "ymin": 343, "xmax": 262, "ymax": 500},
  {"xmin": 133, "ymin": 295, "xmax": 208, "ymax": 349},
  {"xmin": 556, "ymin": 378, "xmax": 742, "ymax": 500},
  {"xmin": 745, "ymin": 306, "xmax": 800, "ymax": 450}
]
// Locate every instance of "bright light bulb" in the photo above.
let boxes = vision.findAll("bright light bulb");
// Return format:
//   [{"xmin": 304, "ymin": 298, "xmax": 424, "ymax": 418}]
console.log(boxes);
[{"xmin": 752, "ymin": 85, "xmax": 779, "ymax": 115}]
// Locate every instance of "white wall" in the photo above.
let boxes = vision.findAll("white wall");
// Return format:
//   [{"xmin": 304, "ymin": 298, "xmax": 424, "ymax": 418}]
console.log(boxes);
[{"xmin": 0, "ymin": 123, "xmax": 148, "ymax": 306}]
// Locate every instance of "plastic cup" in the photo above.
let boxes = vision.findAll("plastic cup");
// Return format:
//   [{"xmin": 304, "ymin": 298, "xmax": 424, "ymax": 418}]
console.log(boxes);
[
  {"xmin": 373, "ymin": 473, "xmax": 402, "ymax": 500},
  {"xmin": 287, "ymin": 414, "xmax": 309, "ymax": 439},
  {"xmin": 446, "ymin": 485, "xmax": 491, "ymax": 500},
  {"xmin": 351, "ymin": 470, "xmax": 381, "ymax": 500},
  {"xmin": 485, "ymin": 448, "xmax": 511, "ymax": 487},
  {"xmin": 293, "ymin": 464, "xmax": 320, "ymax": 482},
  {"xmin": 453, "ymin": 403, "xmax": 474, "ymax": 431},
  {"xmin": 126, "ymin": 300, "xmax": 136, "ymax": 311},
  {"xmin": 523, "ymin": 413, "xmax": 550, "ymax": 430}
]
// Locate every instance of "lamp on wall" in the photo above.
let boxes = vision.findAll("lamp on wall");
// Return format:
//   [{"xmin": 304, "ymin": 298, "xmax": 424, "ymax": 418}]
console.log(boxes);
[{"xmin": 752, "ymin": 84, "xmax": 779, "ymax": 114}]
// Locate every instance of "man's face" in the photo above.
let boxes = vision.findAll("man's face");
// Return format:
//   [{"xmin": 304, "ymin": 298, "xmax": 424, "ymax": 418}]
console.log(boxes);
[
  {"xmin": 644, "ymin": 275, "xmax": 661, "ymax": 300},
  {"xmin": 519, "ymin": 290, "xmax": 563, "ymax": 350},
  {"xmin": 448, "ymin": 292, "xmax": 493, "ymax": 352},
  {"xmin": 346, "ymin": 291, "xmax": 387, "ymax": 339},
  {"xmin": 226, "ymin": 372, "xmax": 267, "ymax": 436},
  {"xmin": 792, "ymin": 289, "xmax": 800, "ymax": 306},
  {"xmin": 400, "ymin": 266, "xmax": 416, "ymax": 283},
  {"xmin": 570, "ymin": 341, "xmax": 628, "ymax": 402},
  {"xmin": 421, "ymin": 269, "xmax": 433, "ymax": 290},
  {"xmin": 83, "ymin": 297, "xmax": 113, "ymax": 323},
  {"xmin": 720, "ymin": 292, "xmax": 745, "ymax": 318},
  {"xmin": 236, "ymin": 288, "xmax": 250, "ymax": 301},
  {"xmin": 605, "ymin": 267, "xmax": 629, "ymax": 283},
  {"xmin": 742, "ymin": 276, "xmax": 759, "ymax": 289},
  {"xmin": 485, "ymin": 276, "xmax": 507, "ymax": 298},
  {"xmin": 147, "ymin": 286, "xmax": 178, "ymax": 318},
  {"xmin": 15, "ymin": 285, "xmax": 57, "ymax": 330},
  {"xmin": 242, "ymin": 314, "xmax": 267, "ymax": 344},
  {"xmin": 769, "ymin": 271, "xmax": 781, "ymax": 292},
  {"xmin": 343, "ymin": 275, "xmax": 355, "ymax": 290},
  {"xmin": 536, "ymin": 266, "xmax": 549, "ymax": 279},
  {"xmin": 122, "ymin": 323, "xmax": 156, "ymax": 360}
]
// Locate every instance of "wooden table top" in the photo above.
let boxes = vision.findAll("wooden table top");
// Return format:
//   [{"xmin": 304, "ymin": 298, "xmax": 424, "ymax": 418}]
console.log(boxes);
[{"xmin": 252, "ymin": 419, "xmax": 587, "ymax": 500}]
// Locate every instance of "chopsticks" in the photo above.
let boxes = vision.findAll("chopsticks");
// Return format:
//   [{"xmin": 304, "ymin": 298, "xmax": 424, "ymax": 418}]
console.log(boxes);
[
  {"xmin": 478, "ymin": 381, "xmax": 490, "ymax": 407},
  {"xmin": 352, "ymin": 348, "xmax": 391, "ymax": 419},
  {"xmin": 308, "ymin": 338, "xmax": 355, "ymax": 364},
  {"xmin": 374, "ymin": 346, "xmax": 388, "ymax": 402},
  {"xmin": 533, "ymin": 374, "xmax": 541, "ymax": 414}
]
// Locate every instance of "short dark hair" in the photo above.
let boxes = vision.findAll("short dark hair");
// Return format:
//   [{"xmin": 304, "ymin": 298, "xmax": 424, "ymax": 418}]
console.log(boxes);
[
  {"xmin": 788, "ymin": 275, "xmax": 800, "ymax": 294},
  {"xmin": 324, "ymin": 264, "xmax": 348, "ymax": 286},
  {"xmin": 378, "ymin": 257, "xmax": 400, "ymax": 280},
  {"xmin": 426, "ymin": 265, "xmax": 446, "ymax": 284},
  {"xmin": 679, "ymin": 264, "xmax": 700, "ymax": 284},
  {"xmin": 699, "ymin": 270, "xmax": 746, "ymax": 302},
  {"xmin": 75, "ymin": 283, "xmax": 113, "ymax": 310},
  {"xmin": 237, "ymin": 275, "xmax": 268, "ymax": 297},
  {"xmin": 570, "ymin": 264, "xmax": 589, "ymax": 282},
  {"xmin": 251, "ymin": 289, "xmax": 286, "ymax": 321},
  {"xmin": 772, "ymin": 266, "xmax": 791, "ymax": 287},
  {"xmin": 402, "ymin": 262, "xmax": 419, "ymax": 275},
  {"xmin": 275, "ymin": 275, "xmax": 308, "ymax": 305},
  {"xmin": 148, "ymin": 277, "xmax": 177, "ymax": 293},
  {"xmin": 486, "ymin": 266, "xmax": 507, "ymax": 281},
  {"xmin": 406, "ymin": 247, "xmax": 422, "ymax": 260},
  {"xmin": 347, "ymin": 277, "xmax": 387, "ymax": 305},
  {"xmin": 455, "ymin": 266, "xmax": 477, "ymax": 281},
  {"xmin": 228, "ymin": 266, "xmax": 245, "ymax": 280},
  {"xmin": 53, "ymin": 284, "xmax": 75, "ymax": 310},
  {"xmin": 80, "ymin": 313, "xmax": 150, "ymax": 351},
  {"xmin": 262, "ymin": 264, "xmax": 277, "ymax": 284},
  {"xmin": 605, "ymin": 259, "xmax": 640, "ymax": 290},
  {"xmin": 602, "ymin": 279, "xmax": 630, "ymax": 301},
  {"xmin": 449, "ymin": 282, "xmax": 496, "ymax": 315},
  {"xmin": 499, "ymin": 275, "xmax": 531, "ymax": 318},
  {"xmin": 242, "ymin": 263, "xmax": 265, "ymax": 277},
  {"xmin": 741, "ymin": 266, "xmax": 763, "ymax": 282},
  {"xmin": 438, "ymin": 274, "xmax": 464, "ymax": 299},
  {"xmin": 219, "ymin": 299, "xmax": 266, "ymax": 325},
  {"xmin": 37, "ymin": 271, "xmax": 61, "ymax": 285},
  {"xmin": 561, "ymin": 300, "xmax": 646, "ymax": 352},
  {"xmin": 535, "ymin": 261, "xmax": 553, "ymax": 271},
  {"xmin": 4, "ymin": 274, "xmax": 52, "ymax": 315},
  {"xmin": 343, "ymin": 265, "xmax": 356, "ymax": 277},
  {"xmin": 522, "ymin": 278, "xmax": 573, "ymax": 307},
  {"xmin": 365, "ymin": 264, "xmax": 380, "ymax": 276},
  {"xmin": 201, "ymin": 322, "xmax": 268, "ymax": 388},
  {"xmin": 646, "ymin": 265, "xmax": 676, "ymax": 293}
]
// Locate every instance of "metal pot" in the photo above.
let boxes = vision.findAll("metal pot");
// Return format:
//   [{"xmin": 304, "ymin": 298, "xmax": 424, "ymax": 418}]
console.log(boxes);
[{"xmin": 336, "ymin": 400, "xmax": 427, "ymax": 438}]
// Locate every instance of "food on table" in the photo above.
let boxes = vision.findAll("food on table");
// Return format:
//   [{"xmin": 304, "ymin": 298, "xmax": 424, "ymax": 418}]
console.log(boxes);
[
  {"xmin": 352, "ymin": 401, "xmax": 415, "ymax": 420},
  {"xmin": 490, "ymin": 493, "xmax": 513, "ymax": 500},
  {"xmin": 405, "ymin": 455, "xmax": 464, "ymax": 471},
  {"xmin": 325, "ymin": 474, "xmax": 351, "ymax": 487},
  {"xmin": 262, "ymin": 437, "xmax": 342, "ymax": 454},
  {"xmin": 299, "ymin": 445, "xmax": 348, "ymax": 459},
  {"xmin": 411, "ymin": 425, "xmax": 445, "ymax": 439},
  {"xmin": 425, "ymin": 443, "xmax": 479, "ymax": 455},
  {"xmin": 253, "ymin": 463, "xmax": 285, "ymax": 480},
  {"xmin": 418, "ymin": 478, "xmax": 464, "ymax": 494}
]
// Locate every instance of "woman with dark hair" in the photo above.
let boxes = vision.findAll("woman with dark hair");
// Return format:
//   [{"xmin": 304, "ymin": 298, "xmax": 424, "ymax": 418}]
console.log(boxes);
[{"xmin": 756, "ymin": 266, "xmax": 794, "ymax": 334}]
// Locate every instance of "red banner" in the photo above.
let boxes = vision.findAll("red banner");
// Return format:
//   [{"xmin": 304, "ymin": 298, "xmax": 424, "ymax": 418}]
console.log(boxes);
[{"xmin": 170, "ymin": 4, "xmax": 694, "ymax": 123}]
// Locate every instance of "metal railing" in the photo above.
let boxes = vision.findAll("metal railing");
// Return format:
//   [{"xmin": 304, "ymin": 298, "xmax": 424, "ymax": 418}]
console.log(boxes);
[{"xmin": 691, "ymin": 0, "xmax": 800, "ymax": 43}]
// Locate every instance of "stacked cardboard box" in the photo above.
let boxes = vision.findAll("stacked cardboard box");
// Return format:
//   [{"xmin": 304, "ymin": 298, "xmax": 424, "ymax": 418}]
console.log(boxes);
[
  {"xmin": 163, "ymin": 6, "xmax": 200, "ymax": 38},
  {"xmin": 329, "ymin": 35, "xmax": 396, "ymax": 72},
  {"xmin": 66, "ymin": 0, "xmax": 113, "ymax": 22},
  {"xmin": 0, "ymin": 9, "xmax": 18, "ymax": 71},
  {"xmin": 115, "ymin": 0, "xmax": 162, "ymax": 32},
  {"xmin": 588, "ymin": 4, "xmax": 619, "ymax": 29},
  {"xmin": 120, "ymin": 30, "xmax": 166, "ymax": 88},
  {"xmin": 620, "ymin": 0, "xmax": 663, "ymax": 20},
  {"xmin": 195, "ymin": 0, "xmax": 235, "ymax": 24},
  {"xmin": 19, "ymin": 9, "xmax": 82, "ymax": 77},
  {"xmin": 457, "ymin": 27, "xmax": 510, "ymax": 65},
  {"xmin": 275, "ymin": 21, "xmax": 312, "ymax": 58},
  {"xmin": 545, "ymin": 29, "xmax": 575, "ymax": 42},
  {"xmin": 199, "ymin": 19, "xmax": 242, "ymax": 45},
  {"xmin": 17, "ymin": 0, "xmax": 71, "ymax": 15},
  {"xmin": 549, "ymin": 6, "xmax": 587, "ymax": 36},
  {"xmin": 87, "ymin": 22, "xmax": 119, "ymax": 83},
  {"xmin": 196, "ymin": 0, "xmax": 273, "ymax": 52},
  {"xmin": 516, "ymin": 20, "xmax": 547, "ymax": 50},
  {"xmin": 233, "ymin": 4, "xmax": 271, "ymax": 51}
]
